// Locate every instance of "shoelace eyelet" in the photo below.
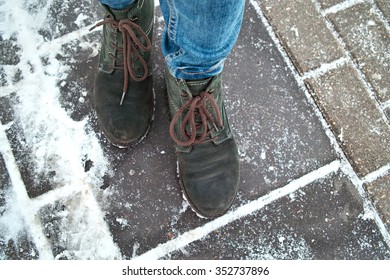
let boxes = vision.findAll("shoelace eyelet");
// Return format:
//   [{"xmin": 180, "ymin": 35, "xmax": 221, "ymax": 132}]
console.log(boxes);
[{"xmin": 181, "ymin": 91, "xmax": 189, "ymax": 99}]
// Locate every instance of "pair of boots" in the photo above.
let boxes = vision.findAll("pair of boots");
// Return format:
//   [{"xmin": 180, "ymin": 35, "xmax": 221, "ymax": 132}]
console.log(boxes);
[{"xmin": 91, "ymin": 1, "xmax": 240, "ymax": 218}]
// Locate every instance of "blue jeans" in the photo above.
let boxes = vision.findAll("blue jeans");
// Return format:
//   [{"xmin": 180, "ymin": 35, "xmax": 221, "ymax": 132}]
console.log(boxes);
[{"xmin": 99, "ymin": 0, "xmax": 245, "ymax": 80}]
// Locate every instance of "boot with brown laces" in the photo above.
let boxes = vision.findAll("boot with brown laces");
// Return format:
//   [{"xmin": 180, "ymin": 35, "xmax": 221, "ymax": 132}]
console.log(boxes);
[
  {"xmin": 91, "ymin": 0, "xmax": 154, "ymax": 147},
  {"xmin": 165, "ymin": 69, "xmax": 240, "ymax": 218}
]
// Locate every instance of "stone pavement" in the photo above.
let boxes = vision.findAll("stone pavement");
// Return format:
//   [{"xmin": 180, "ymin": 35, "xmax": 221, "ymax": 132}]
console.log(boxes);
[{"xmin": 0, "ymin": 0, "xmax": 389, "ymax": 260}]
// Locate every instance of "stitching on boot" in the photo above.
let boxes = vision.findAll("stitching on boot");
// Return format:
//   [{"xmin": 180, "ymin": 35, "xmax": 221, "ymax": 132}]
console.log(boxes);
[
  {"xmin": 188, "ymin": 81, "xmax": 209, "ymax": 86},
  {"xmin": 138, "ymin": 0, "xmax": 145, "ymax": 9},
  {"xmin": 113, "ymin": 6, "xmax": 133, "ymax": 14}
]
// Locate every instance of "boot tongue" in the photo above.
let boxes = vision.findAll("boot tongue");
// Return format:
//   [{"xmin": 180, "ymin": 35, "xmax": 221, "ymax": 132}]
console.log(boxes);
[
  {"xmin": 103, "ymin": 3, "xmax": 136, "ymax": 20},
  {"xmin": 186, "ymin": 78, "xmax": 212, "ymax": 96}
]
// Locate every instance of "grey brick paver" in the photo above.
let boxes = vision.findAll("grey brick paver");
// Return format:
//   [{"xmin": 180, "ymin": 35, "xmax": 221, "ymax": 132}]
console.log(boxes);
[
  {"xmin": 307, "ymin": 64, "xmax": 390, "ymax": 177},
  {"xmin": 0, "ymin": 155, "xmax": 39, "ymax": 260},
  {"xmin": 385, "ymin": 107, "xmax": 390, "ymax": 119},
  {"xmin": 0, "ymin": 155, "xmax": 10, "ymax": 217},
  {"xmin": 328, "ymin": 3, "xmax": 390, "ymax": 103},
  {"xmin": 376, "ymin": 0, "xmax": 390, "ymax": 19},
  {"xmin": 261, "ymin": 0, "xmax": 344, "ymax": 73},
  {"xmin": 365, "ymin": 174, "xmax": 390, "ymax": 232}
]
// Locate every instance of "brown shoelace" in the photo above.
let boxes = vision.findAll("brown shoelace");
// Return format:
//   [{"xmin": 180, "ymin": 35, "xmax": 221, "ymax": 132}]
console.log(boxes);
[
  {"xmin": 90, "ymin": 17, "xmax": 152, "ymax": 105},
  {"xmin": 169, "ymin": 91, "xmax": 224, "ymax": 147}
]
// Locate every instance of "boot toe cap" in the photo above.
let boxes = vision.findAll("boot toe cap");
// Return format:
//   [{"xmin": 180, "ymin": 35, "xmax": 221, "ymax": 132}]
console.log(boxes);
[
  {"xmin": 98, "ymin": 110, "xmax": 152, "ymax": 147},
  {"xmin": 182, "ymin": 174, "xmax": 239, "ymax": 218},
  {"xmin": 179, "ymin": 140, "xmax": 240, "ymax": 218}
]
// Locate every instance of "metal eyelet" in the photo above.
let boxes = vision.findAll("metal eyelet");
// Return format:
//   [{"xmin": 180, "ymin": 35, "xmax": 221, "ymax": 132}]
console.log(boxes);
[{"xmin": 181, "ymin": 91, "xmax": 189, "ymax": 98}]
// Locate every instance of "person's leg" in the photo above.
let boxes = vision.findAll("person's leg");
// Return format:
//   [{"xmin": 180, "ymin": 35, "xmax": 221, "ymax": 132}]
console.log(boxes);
[
  {"xmin": 160, "ymin": 0, "xmax": 245, "ymax": 80},
  {"xmin": 160, "ymin": 0, "xmax": 245, "ymax": 218},
  {"xmin": 92, "ymin": 0, "xmax": 155, "ymax": 147}
]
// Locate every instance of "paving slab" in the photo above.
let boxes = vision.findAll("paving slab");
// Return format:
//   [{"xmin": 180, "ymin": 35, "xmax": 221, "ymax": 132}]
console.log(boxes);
[
  {"xmin": 0, "ymin": 231, "xmax": 39, "ymax": 260},
  {"xmin": 36, "ymin": 0, "xmax": 102, "ymax": 41},
  {"xmin": 0, "ymin": 35, "xmax": 21, "ymax": 66},
  {"xmin": 5, "ymin": 122, "xmax": 57, "ymax": 198},
  {"xmin": 0, "ymin": 145, "xmax": 9, "ymax": 258},
  {"xmin": 0, "ymin": 155, "xmax": 10, "ymax": 234},
  {"xmin": 0, "ymin": 155, "xmax": 39, "ymax": 259},
  {"xmin": 307, "ymin": 64, "xmax": 390, "ymax": 177},
  {"xmin": 260, "ymin": 0, "xmax": 344, "ymax": 73},
  {"xmin": 376, "ymin": 0, "xmax": 390, "ymax": 19},
  {"xmin": 37, "ymin": 190, "xmax": 121, "ymax": 260},
  {"xmin": 365, "ymin": 174, "xmax": 390, "ymax": 232},
  {"xmin": 0, "ymin": 93, "xmax": 16, "ymax": 126},
  {"xmin": 328, "ymin": 2, "xmax": 390, "ymax": 103},
  {"xmin": 164, "ymin": 172, "xmax": 390, "ymax": 260},
  {"xmin": 385, "ymin": 107, "xmax": 390, "ymax": 119}
]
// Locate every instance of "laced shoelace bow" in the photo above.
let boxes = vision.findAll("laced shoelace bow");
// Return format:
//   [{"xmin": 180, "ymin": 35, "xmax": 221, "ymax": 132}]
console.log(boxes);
[
  {"xmin": 169, "ymin": 91, "xmax": 224, "ymax": 147},
  {"xmin": 90, "ymin": 17, "xmax": 152, "ymax": 105}
]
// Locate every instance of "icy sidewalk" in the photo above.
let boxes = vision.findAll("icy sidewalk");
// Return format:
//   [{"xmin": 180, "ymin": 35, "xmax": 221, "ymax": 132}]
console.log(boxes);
[{"xmin": 0, "ymin": 0, "xmax": 389, "ymax": 259}]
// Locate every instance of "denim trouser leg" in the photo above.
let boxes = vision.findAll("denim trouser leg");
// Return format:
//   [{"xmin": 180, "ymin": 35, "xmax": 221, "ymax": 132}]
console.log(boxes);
[
  {"xmin": 98, "ymin": 0, "xmax": 245, "ymax": 80},
  {"xmin": 160, "ymin": 0, "xmax": 245, "ymax": 80}
]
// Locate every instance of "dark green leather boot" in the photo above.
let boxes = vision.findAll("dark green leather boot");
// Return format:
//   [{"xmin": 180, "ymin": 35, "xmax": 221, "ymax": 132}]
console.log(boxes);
[
  {"xmin": 165, "ymin": 69, "xmax": 240, "ymax": 218},
  {"xmin": 91, "ymin": 0, "xmax": 154, "ymax": 147}
]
